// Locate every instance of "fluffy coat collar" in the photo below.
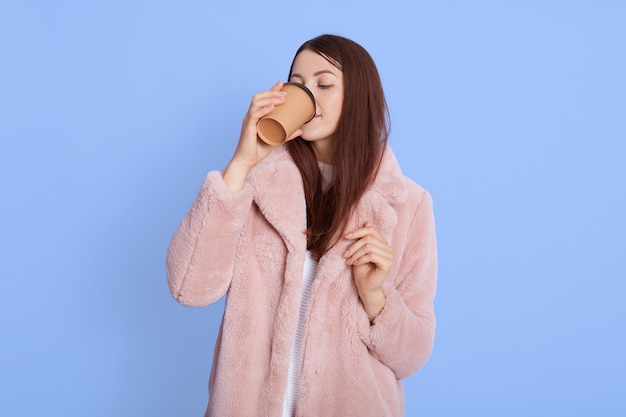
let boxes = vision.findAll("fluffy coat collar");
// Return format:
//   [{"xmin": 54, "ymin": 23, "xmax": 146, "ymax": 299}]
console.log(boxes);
[{"xmin": 246, "ymin": 145, "xmax": 408, "ymax": 263}]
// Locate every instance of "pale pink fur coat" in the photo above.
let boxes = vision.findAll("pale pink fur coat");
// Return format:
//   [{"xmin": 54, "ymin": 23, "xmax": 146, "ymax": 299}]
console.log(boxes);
[{"xmin": 166, "ymin": 145, "xmax": 438, "ymax": 417}]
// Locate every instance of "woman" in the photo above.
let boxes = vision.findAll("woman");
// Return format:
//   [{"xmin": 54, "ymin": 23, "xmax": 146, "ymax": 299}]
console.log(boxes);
[{"xmin": 166, "ymin": 34, "xmax": 438, "ymax": 417}]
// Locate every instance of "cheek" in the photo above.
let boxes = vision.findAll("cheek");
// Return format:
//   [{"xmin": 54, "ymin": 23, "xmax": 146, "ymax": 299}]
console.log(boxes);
[
  {"xmin": 316, "ymin": 91, "xmax": 343, "ymax": 120},
  {"xmin": 322, "ymin": 92, "xmax": 342, "ymax": 114},
  {"xmin": 332, "ymin": 97, "xmax": 343, "ymax": 120}
]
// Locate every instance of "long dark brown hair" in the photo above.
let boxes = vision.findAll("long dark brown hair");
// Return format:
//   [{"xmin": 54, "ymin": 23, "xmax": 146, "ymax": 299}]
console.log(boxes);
[{"xmin": 286, "ymin": 34, "xmax": 390, "ymax": 259}]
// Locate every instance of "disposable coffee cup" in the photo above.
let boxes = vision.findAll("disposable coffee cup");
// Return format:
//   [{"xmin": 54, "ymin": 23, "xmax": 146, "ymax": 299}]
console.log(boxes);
[{"xmin": 257, "ymin": 82, "xmax": 316, "ymax": 145}]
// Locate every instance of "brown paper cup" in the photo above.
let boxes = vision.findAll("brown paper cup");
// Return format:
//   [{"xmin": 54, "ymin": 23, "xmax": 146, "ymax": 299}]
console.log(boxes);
[{"xmin": 257, "ymin": 82, "xmax": 316, "ymax": 145}]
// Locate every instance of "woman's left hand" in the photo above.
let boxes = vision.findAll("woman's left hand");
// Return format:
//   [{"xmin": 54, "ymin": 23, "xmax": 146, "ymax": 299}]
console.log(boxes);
[{"xmin": 343, "ymin": 221, "xmax": 394, "ymax": 321}]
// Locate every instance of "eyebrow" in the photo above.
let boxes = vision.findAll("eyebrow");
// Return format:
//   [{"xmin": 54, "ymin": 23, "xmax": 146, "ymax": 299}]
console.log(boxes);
[{"xmin": 291, "ymin": 70, "xmax": 337, "ymax": 79}]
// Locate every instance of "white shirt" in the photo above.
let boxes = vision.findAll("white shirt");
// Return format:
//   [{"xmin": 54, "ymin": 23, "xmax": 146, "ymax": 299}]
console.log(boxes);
[{"xmin": 281, "ymin": 251, "xmax": 318, "ymax": 417}]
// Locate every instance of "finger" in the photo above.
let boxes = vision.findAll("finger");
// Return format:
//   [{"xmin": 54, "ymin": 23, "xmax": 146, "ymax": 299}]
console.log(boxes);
[
  {"xmin": 344, "ymin": 233, "xmax": 391, "ymax": 258},
  {"xmin": 250, "ymin": 91, "xmax": 286, "ymax": 111},
  {"xmin": 344, "ymin": 221, "xmax": 380, "ymax": 240},
  {"xmin": 343, "ymin": 223, "xmax": 387, "ymax": 257},
  {"xmin": 346, "ymin": 241, "xmax": 393, "ymax": 266},
  {"xmin": 344, "ymin": 235, "xmax": 393, "ymax": 265},
  {"xmin": 347, "ymin": 252, "xmax": 393, "ymax": 271},
  {"xmin": 247, "ymin": 95, "xmax": 286, "ymax": 122},
  {"xmin": 251, "ymin": 83, "xmax": 288, "ymax": 107},
  {"xmin": 248, "ymin": 103, "xmax": 277, "ymax": 121},
  {"xmin": 270, "ymin": 80, "xmax": 284, "ymax": 91}
]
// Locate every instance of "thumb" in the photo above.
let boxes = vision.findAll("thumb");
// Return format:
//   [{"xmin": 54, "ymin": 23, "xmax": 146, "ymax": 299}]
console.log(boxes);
[{"xmin": 285, "ymin": 128, "xmax": 303, "ymax": 142}]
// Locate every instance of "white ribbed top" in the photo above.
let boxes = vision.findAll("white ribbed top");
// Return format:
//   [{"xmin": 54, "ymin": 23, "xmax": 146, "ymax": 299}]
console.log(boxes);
[{"xmin": 281, "ymin": 250, "xmax": 319, "ymax": 417}]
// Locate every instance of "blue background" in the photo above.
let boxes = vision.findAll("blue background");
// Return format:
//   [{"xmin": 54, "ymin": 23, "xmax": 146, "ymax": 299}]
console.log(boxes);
[{"xmin": 1, "ymin": 1, "xmax": 624, "ymax": 416}]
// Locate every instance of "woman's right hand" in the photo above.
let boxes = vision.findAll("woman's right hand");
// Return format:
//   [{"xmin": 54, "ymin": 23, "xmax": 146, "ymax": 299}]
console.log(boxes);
[{"xmin": 222, "ymin": 81, "xmax": 302, "ymax": 190}]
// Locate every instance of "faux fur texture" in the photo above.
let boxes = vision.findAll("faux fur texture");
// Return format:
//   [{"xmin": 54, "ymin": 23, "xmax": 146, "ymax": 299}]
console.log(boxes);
[{"xmin": 166, "ymin": 145, "xmax": 438, "ymax": 417}]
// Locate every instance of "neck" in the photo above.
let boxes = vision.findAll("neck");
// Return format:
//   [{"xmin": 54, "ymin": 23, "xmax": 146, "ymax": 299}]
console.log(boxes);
[{"xmin": 311, "ymin": 139, "xmax": 334, "ymax": 164}]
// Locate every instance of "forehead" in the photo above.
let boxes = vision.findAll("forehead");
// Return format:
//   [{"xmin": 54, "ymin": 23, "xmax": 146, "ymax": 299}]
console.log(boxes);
[{"xmin": 291, "ymin": 49, "xmax": 342, "ymax": 77}]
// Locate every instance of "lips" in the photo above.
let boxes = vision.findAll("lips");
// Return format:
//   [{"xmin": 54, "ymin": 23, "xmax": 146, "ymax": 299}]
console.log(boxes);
[{"xmin": 305, "ymin": 114, "xmax": 321, "ymax": 124}]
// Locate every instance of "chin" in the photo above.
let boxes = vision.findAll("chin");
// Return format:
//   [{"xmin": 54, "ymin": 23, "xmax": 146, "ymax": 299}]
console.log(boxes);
[{"xmin": 300, "ymin": 131, "xmax": 332, "ymax": 143}]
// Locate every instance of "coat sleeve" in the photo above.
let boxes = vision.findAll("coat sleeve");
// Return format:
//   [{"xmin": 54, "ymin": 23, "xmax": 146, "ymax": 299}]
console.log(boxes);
[
  {"xmin": 166, "ymin": 171, "xmax": 254, "ymax": 307},
  {"xmin": 357, "ymin": 189, "xmax": 438, "ymax": 379}
]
